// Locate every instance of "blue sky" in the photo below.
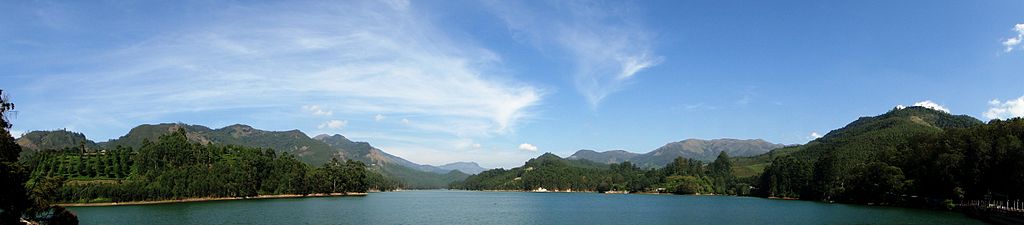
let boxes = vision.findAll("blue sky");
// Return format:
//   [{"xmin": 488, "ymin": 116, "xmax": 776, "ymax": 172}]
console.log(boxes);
[{"xmin": 2, "ymin": 0, "xmax": 1023, "ymax": 168}]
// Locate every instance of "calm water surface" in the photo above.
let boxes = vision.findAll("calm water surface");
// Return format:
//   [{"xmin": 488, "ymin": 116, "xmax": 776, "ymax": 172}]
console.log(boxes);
[{"xmin": 69, "ymin": 190, "xmax": 984, "ymax": 224}]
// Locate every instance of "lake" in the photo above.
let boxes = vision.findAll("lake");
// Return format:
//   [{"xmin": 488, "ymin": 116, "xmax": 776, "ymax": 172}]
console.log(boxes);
[{"xmin": 69, "ymin": 190, "xmax": 984, "ymax": 224}]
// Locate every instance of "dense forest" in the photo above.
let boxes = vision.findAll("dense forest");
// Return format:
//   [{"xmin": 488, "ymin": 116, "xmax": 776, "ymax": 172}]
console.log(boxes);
[
  {"xmin": 18, "ymin": 123, "xmax": 467, "ymax": 189},
  {"xmin": 453, "ymin": 152, "xmax": 742, "ymax": 195},
  {"xmin": 756, "ymin": 107, "xmax": 1024, "ymax": 208},
  {"xmin": 18, "ymin": 130, "xmax": 392, "ymax": 204}
]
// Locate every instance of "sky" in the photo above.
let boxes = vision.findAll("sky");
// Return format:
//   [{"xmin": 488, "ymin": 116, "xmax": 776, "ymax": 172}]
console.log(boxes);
[{"xmin": 2, "ymin": 0, "xmax": 1023, "ymax": 169}]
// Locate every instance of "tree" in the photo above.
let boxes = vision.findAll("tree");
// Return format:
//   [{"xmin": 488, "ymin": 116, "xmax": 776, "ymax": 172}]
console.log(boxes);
[
  {"xmin": 0, "ymin": 89, "xmax": 31, "ymax": 224},
  {"xmin": 708, "ymin": 151, "xmax": 734, "ymax": 194}
]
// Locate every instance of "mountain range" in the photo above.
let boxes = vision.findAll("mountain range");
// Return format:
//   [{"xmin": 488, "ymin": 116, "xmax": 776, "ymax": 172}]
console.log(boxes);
[
  {"xmin": 567, "ymin": 138, "xmax": 784, "ymax": 168},
  {"xmin": 16, "ymin": 123, "xmax": 487, "ymax": 188}
]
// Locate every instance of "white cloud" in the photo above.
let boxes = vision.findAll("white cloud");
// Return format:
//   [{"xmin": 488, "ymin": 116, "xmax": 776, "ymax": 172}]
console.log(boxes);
[
  {"xmin": 374, "ymin": 114, "xmax": 386, "ymax": 121},
  {"xmin": 302, "ymin": 105, "xmax": 333, "ymax": 116},
  {"xmin": 401, "ymin": 118, "xmax": 410, "ymax": 124},
  {"xmin": 810, "ymin": 132, "xmax": 823, "ymax": 139},
  {"xmin": 911, "ymin": 100, "xmax": 950, "ymax": 113},
  {"xmin": 318, "ymin": 120, "xmax": 348, "ymax": 130},
  {"xmin": 18, "ymin": 1, "xmax": 542, "ymax": 141},
  {"xmin": 9, "ymin": 130, "xmax": 24, "ymax": 138},
  {"xmin": 895, "ymin": 104, "xmax": 907, "ymax": 110},
  {"xmin": 486, "ymin": 1, "xmax": 659, "ymax": 107},
  {"xmin": 453, "ymin": 138, "xmax": 483, "ymax": 150},
  {"xmin": 518, "ymin": 143, "xmax": 538, "ymax": 152},
  {"xmin": 1002, "ymin": 23, "xmax": 1024, "ymax": 52},
  {"xmin": 984, "ymin": 96, "xmax": 1024, "ymax": 120}
]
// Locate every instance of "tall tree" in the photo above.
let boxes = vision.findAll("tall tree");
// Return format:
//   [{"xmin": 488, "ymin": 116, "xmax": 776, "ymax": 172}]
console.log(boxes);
[{"xmin": 0, "ymin": 89, "xmax": 31, "ymax": 224}]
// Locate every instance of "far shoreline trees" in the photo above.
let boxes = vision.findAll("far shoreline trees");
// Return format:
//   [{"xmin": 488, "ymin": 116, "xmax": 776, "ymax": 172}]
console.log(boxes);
[{"xmin": 454, "ymin": 151, "xmax": 741, "ymax": 195}]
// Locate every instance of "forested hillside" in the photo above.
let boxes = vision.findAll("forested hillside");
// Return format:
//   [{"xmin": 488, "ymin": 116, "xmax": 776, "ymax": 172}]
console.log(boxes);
[
  {"xmin": 754, "ymin": 106, "xmax": 1024, "ymax": 208},
  {"xmin": 20, "ymin": 130, "xmax": 384, "ymax": 204},
  {"xmin": 18, "ymin": 124, "xmax": 469, "ymax": 189},
  {"xmin": 16, "ymin": 130, "xmax": 98, "ymax": 153}
]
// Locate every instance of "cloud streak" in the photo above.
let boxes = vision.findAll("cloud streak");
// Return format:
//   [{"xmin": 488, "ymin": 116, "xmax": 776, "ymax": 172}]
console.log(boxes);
[
  {"xmin": 486, "ymin": 1, "xmax": 660, "ymax": 107},
  {"xmin": 2, "ymin": 1, "xmax": 553, "ymax": 168},
  {"xmin": 15, "ymin": 1, "xmax": 542, "ymax": 140},
  {"xmin": 1002, "ymin": 24, "xmax": 1024, "ymax": 52},
  {"xmin": 318, "ymin": 120, "xmax": 348, "ymax": 130},
  {"xmin": 302, "ymin": 105, "xmax": 333, "ymax": 116}
]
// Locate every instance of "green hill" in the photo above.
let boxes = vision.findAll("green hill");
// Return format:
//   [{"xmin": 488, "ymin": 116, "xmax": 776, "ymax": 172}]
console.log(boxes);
[
  {"xmin": 100, "ymin": 124, "xmax": 338, "ymax": 165},
  {"xmin": 750, "ymin": 106, "xmax": 1020, "ymax": 205},
  {"xmin": 16, "ymin": 130, "xmax": 98, "ymax": 152},
  {"xmin": 733, "ymin": 106, "xmax": 983, "ymax": 179},
  {"xmin": 17, "ymin": 123, "xmax": 470, "ymax": 189}
]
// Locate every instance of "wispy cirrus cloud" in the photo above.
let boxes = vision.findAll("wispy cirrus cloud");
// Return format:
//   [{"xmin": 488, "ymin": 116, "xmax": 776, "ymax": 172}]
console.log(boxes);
[
  {"xmin": 3, "ymin": 1, "xmax": 550, "ymax": 169},
  {"xmin": 13, "ymin": 1, "xmax": 542, "ymax": 141},
  {"xmin": 1002, "ymin": 24, "xmax": 1024, "ymax": 52},
  {"xmin": 485, "ymin": 1, "xmax": 660, "ymax": 107},
  {"xmin": 302, "ymin": 105, "xmax": 333, "ymax": 116}
]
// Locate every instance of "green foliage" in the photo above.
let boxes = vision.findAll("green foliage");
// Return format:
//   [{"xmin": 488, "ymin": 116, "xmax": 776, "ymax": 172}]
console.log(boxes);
[
  {"xmin": 753, "ymin": 107, "xmax": 1024, "ymax": 207},
  {"xmin": 454, "ymin": 152, "xmax": 737, "ymax": 195},
  {"xmin": 0, "ymin": 90, "xmax": 32, "ymax": 224},
  {"xmin": 23, "ymin": 130, "xmax": 382, "ymax": 203},
  {"xmin": 1, "ymin": 90, "xmax": 78, "ymax": 224}
]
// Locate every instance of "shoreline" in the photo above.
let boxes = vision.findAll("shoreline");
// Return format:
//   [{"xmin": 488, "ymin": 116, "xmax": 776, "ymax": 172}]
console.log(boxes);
[{"xmin": 59, "ymin": 192, "xmax": 367, "ymax": 207}]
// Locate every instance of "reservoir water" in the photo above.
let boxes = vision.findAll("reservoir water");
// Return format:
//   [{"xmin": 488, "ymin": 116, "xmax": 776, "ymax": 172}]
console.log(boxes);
[{"xmin": 69, "ymin": 190, "xmax": 983, "ymax": 224}]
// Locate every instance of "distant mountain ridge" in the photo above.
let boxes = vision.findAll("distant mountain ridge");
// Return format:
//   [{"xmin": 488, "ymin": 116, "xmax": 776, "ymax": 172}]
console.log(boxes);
[
  {"xmin": 437, "ymin": 162, "xmax": 487, "ymax": 175},
  {"xmin": 567, "ymin": 150, "xmax": 639, "ymax": 164},
  {"xmin": 567, "ymin": 138, "xmax": 784, "ymax": 168},
  {"xmin": 312, "ymin": 134, "xmax": 458, "ymax": 174},
  {"xmin": 16, "ymin": 123, "xmax": 479, "ymax": 188}
]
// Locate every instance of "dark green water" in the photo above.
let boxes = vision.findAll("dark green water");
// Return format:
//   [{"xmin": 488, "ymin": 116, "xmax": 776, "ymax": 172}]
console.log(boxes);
[{"xmin": 69, "ymin": 190, "xmax": 983, "ymax": 224}]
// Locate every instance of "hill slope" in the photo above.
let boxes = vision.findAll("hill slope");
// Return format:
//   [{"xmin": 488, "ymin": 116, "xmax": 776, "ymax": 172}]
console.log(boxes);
[
  {"xmin": 17, "ymin": 123, "xmax": 472, "ymax": 188},
  {"xmin": 16, "ymin": 130, "xmax": 98, "ymax": 152},
  {"xmin": 567, "ymin": 150, "xmax": 639, "ymax": 164},
  {"xmin": 750, "ymin": 106, "xmax": 990, "ymax": 202}
]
